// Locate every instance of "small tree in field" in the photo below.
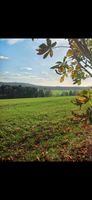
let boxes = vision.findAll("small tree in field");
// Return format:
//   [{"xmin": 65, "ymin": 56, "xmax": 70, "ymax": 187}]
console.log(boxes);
[{"xmin": 72, "ymin": 90, "xmax": 91, "ymax": 110}]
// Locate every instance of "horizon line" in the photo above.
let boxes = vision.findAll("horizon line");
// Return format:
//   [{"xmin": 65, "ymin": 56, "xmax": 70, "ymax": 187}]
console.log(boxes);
[{"xmin": 0, "ymin": 81, "xmax": 91, "ymax": 88}]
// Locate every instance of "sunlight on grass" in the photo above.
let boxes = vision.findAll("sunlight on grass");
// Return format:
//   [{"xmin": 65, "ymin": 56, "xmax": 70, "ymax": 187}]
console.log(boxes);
[{"xmin": 0, "ymin": 96, "xmax": 92, "ymax": 161}]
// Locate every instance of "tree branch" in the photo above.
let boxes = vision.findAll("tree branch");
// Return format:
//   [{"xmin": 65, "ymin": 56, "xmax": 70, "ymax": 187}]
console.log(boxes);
[
  {"xmin": 74, "ymin": 56, "xmax": 92, "ymax": 77},
  {"xmin": 54, "ymin": 45, "xmax": 69, "ymax": 49},
  {"xmin": 68, "ymin": 39, "xmax": 92, "ymax": 77},
  {"xmin": 81, "ymin": 60, "xmax": 92, "ymax": 70},
  {"xmin": 73, "ymin": 39, "xmax": 92, "ymax": 64}
]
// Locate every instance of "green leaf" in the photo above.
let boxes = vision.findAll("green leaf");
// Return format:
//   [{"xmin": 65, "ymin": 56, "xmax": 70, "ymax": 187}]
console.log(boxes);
[
  {"xmin": 67, "ymin": 67, "xmax": 72, "ymax": 73},
  {"xmin": 88, "ymin": 39, "xmax": 92, "ymax": 47},
  {"xmin": 59, "ymin": 66, "xmax": 65, "ymax": 72},
  {"xmin": 65, "ymin": 73, "xmax": 68, "ymax": 77},
  {"xmin": 51, "ymin": 42, "xmax": 57, "ymax": 48},
  {"xmin": 66, "ymin": 49, "xmax": 74, "ymax": 57},
  {"xmin": 60, "ymin": 76, "xmax": 64, "ymax": 82},
  {"xmin": 36, "ymin": 47, "xmax": 48, "ymax": 55},
  {"xmin": 55, "ymin": 69, "xmax": 61, "ymax": 75},
  {"xmin": 47, "ymin": 39, "xmax": 51, "ymax": 46},
  {"xmin": 37, "ymin": 51, "xmax": 44, "ymax": 55},
  {"xmin": 56, "ymin": 61, "xmax": 62, "ymax": 64},
  {"xmin": 50, "ymin": 65, "xmax": 59, "ymax": 69},
  {"xmin": 43, "ymin": 51, "xmax": 50, "ymax": 59},
  {"xmin": 76, "ymin": 65, "xmax": 81, "ymax": 70},
  {"xmin": 39, "ymin": 43, "xmax": 47, "ymax": 49},
  {"xmin": 77, "ymin": 80, "xmax": 81, "ymax": 85},
  {"xmin": 63, "ymin": 56, "xmax": 67, "ymax": 62},
  {"xmin": 37, "ymin": 50, "xmax": 46, "ymax": 55},
  {"xmin": 50, "ymin": 49, "xmax": 53, "ymax": 57}
]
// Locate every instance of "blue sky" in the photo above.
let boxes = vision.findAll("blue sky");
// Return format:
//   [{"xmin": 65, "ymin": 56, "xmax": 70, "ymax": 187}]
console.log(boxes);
[{"xmin": 0, "ymin": 39, "xmax": 91, "ymax": 86}]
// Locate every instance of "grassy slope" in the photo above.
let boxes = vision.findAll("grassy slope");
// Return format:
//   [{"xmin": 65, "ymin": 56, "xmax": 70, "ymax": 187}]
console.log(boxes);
[{"xmin": 0, "ymin": 96, "xmax": 92, "ymax": 161}]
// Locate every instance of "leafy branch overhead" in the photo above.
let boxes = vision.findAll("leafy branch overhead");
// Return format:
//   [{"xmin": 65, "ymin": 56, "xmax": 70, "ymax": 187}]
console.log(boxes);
[
  {"xmin": 34, "ymin": 38, "xmax": 92, "ymax": 85},
  {"xmin": 36, "ymin": 39, "xmax": 57, "ymax": 58}
]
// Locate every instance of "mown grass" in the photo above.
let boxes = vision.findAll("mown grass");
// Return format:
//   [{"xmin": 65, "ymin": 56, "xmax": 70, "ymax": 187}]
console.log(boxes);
[{"xmin": 0, "ymin": 96, "xmax": 92, "ymax": 161}]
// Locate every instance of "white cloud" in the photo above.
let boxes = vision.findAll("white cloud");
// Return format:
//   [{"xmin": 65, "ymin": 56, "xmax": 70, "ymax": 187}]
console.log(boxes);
[
  {"xmin": 0, "ymin": 55, "xmax": 9, "ymax": 60},
  {"xmin": 2, "ymin": 39, "xmax": 25, "ymax": 45},
  {"xmin": 0, "ymin": 71, "xmax": 92, "ymax": 87},
  {"xmin": 21, "ymin": 67, "xmax": 32, "ymax": 71},
  {"xmin": 4, "ymin": 71, "xmax": 9, "ymax": 74},
  {"xmin": 1, "ymin": 38, "xmax": 68, "ymax": 47},
  {"xmin": 26, "ymin": 67, "xmax": 32, "ymax": 71}
]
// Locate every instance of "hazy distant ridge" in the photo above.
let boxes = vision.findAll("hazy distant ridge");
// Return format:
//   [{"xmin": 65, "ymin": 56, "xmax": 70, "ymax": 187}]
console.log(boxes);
[{"xmin": 0, "ymin": 82, "xmax": 90, "ymax": 90}]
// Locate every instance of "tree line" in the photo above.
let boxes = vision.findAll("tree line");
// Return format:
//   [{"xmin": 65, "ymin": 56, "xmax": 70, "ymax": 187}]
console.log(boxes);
[
  {"xmin": 0, "ymin": 85, "xmax": 52, "ymax": 99},
  {"xmin": 61, "ymin": 90, "xmax": 77, "ymax": 96},
  {"xmin": 0, "ymin": 85, "xmax": 78, "ymax": 99}
]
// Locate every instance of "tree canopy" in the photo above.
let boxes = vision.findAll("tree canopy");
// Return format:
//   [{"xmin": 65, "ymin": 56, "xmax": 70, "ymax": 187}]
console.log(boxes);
[{"xmin": 34, "ymin": 38, "xmax": 92, "ymax": 85}]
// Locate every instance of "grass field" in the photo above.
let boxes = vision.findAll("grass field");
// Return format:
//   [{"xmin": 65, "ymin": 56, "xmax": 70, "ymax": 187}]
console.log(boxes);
[{"xmin": 0, "ymin": 96, "xmax": 92, "ymax": 161}]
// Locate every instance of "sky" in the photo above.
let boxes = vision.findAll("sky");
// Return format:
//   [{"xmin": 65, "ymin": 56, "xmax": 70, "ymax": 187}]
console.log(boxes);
[{"xmin": 0, "ymin": 38, "xmax": 92, "ymax": 86}]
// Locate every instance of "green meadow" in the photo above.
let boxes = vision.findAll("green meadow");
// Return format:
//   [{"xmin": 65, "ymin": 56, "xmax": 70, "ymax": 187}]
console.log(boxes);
[{"xmin": 0, "ymin": 96, "xmax": 92, "ymax": 161}]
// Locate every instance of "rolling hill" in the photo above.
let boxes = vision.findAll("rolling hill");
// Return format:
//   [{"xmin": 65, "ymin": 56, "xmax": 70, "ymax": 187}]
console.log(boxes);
[{"xmin": 0, "ymin": 82, "xmax": 90, "ymax": 91}]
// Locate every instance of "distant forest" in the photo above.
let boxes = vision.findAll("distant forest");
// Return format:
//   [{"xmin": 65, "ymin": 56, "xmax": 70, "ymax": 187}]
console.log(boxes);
[
  {"xmin": 0, "ymin": 85, "xmax": 78, "ymax": 99},
  {"xmin": 0, "ymin": 85, "xmax": 52, "ymax": 99}
]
